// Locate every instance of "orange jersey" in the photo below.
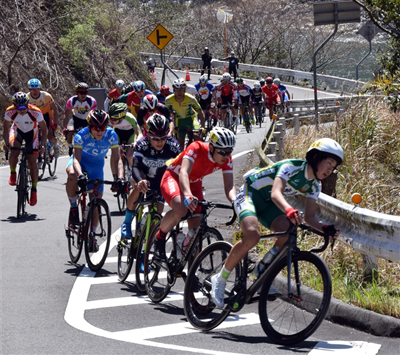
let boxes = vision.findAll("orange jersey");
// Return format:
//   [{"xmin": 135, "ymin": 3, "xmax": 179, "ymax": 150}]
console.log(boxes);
[{"xmin": 27, "ymin": 91, "xmax": 54, "ymax": 115}]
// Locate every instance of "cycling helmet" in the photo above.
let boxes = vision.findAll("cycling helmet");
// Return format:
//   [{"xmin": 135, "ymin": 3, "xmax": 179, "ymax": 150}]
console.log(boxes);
[
  {"xmin": 133, "ymin": 80, "xmax": 145, "ymax": 92},
  {"xmin": 12, "ymin": 92, "xmax": 29, "ymax": 107},
  {"xmin": 231, "ymin": 51, "xmax": 235, "ymax": 55},
  {"xmin": 115, "ymin": 80, "xmax": 125, "ymax": 89},
  {"xmin": 172, "ymin": 78, "xmax": 186, "ymax": 89},
  {"xmin": 109, "ymin": 103, "xmax": 128, "ymax": 120},
  {"xmin": 160, "ymin": 85, "xmax": 170, "ymax": 96},
  {"xmin": 306, "ymin": 138, "xmax": 344, "ymax": 175},
  {"xmin": 260, "ymin": 79, "xmax": 266, "ymax": 86},
  {"xmin": 273, "ymin": 77, "xmax": 280, "ymax": 86},
  {"xmin": 143, "ymin": 94, "xmax": 159, "ymax": 110},
  {"xmin": 204, "ymin": 47, "xmax": 209, "ymax": 51},
  {"xmin": 222, "ymin": 73, "xmax": 231, "ymax": 81},
  {"xmin": 209, "ymin": 127, "xmax": 236, "ymax": 149},
  {"xmin": 28, "ymin": 78, "xmax": 41, "ymax": 89},
  {"xmin": 266, "ymin": 77, "xmax": 273, "ymax": 84},
  {"xmin": 236, "ymin": 77, "xmax": 244, "ymax": 84},
  {"xmin": 146, "ymin": 113, "xmax": 170, "ymax": 137},
  {"xmin": 254, "ymin": 81, "xmax": 261, "ymax": 89},
  {"xmin": 87, "ymin": 109, "xmax": 109, "ymax": 128},
  {"xmin": 75, "ymin": 82, "xmax": 89, "ymax": 93},
  {"xmin": 199, "ymin": 74, "xmax": 208, "ymax": 85}
]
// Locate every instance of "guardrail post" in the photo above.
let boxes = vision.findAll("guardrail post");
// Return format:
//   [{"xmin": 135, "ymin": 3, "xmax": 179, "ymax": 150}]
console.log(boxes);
[
  {"xmin": 278, "ymin": 117, "xmax": 286, "ymax": 132},
  {"xmin": 362, "ymin": 254, "xmax": 378, "ymax": 282},
  {"xmin": 268, "ymin": 142, "xmax": 276, "ymax": 155},
  {"xmin": 273, "ymin": 131, "xmax": 283, "ymax": 160},
  {"xmin": 294, "ymin": 114, "xmax": 300, "ymax": 135}
]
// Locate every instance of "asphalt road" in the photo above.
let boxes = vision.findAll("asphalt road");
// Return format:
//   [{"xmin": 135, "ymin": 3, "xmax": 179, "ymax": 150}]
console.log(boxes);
[{"xmin": 1, "ymin": 74, "xmax": 398, "ymax": 354}]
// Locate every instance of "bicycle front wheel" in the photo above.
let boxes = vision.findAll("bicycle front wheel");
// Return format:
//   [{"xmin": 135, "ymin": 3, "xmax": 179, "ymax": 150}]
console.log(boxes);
[
  {"xmin": 38, "ymin": 151, "xmax": 46, "ymax": 180},
  {"xmin": 188, "ymin": 227, "xmax": 224, "ymax": 266},
  {"xmin": 84, "ymin": 199, "xmax": 112, "ymax": 272},
  {"xmin": 48, "ymin": 146, "xmax": 58, "ymax": 177},
  {"xmin": 67, "ymin": 199, "xmax": 85, "ymax": 263},
  {"xmin": 184, "ymin": 241, "xmax": 239, "ymax": 331},
  {"xmin": 135, "ymin": 213, "xmax": 162, "ymax": 292},
  {"xmin": 258, "ymin": 251, "xmax": 332, "ymax": 345}
]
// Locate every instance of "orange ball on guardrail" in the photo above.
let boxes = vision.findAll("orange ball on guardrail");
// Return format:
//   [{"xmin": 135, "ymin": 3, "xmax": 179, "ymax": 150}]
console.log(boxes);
[{"xmin": 351, "ymin": 193, "xmax": 362, "ymax": 205}]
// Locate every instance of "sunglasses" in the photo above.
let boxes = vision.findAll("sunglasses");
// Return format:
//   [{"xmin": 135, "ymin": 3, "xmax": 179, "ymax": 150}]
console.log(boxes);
[
  {"xmin": 77, "ymin": 91, "xmax": 88, "ymax": 95},
  {"xmin": 136, "ymin": 90, "xmax": 144, "ymax": 94},
  {"xmin": 91, "ymin": 125, "xmax": 107, "ymax": 132},
  {"xmin": 216, "ymin": 149, "xmax": 233, "ymax": 157},
  {"xmin": 150, "ymin": 136, "xmax": 167, "ymax": 142},
  {"xmin": 17, "ymin": 106, "xmax": 27, "ymax": 111}
]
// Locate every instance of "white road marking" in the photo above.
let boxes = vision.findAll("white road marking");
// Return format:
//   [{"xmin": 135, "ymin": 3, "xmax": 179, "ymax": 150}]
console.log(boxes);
[{"xmin": 309, "ymin": 341, "xmax": 381, "ymax": 354}]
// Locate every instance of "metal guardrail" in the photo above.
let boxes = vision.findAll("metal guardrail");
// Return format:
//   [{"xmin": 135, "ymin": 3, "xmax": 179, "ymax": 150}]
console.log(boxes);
[{"xmin": 140, "ymin": 52, "xmax": 367, "ymax": 94}]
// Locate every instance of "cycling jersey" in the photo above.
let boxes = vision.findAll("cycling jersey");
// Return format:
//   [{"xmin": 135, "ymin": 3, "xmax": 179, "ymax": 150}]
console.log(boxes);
[
  {"xmin": 113, "ymin": 112, "xmax": 138, "ymax": 144},
  {"xmin": 234, "ymin": 159, "xmax": 320, "ymax": 228},
  {"xmin": 4, "ymin": 105, "xmax": 44, "ymax": 133},
  {"xmin": 116, "ymin": 91, "xmax": 141, "ymax": 117},
  {"xmin": 217, "ymin": 82, "xmax": 237, "ymax": 99},
  {"xmin": 278, "ymin": 84, "xmax": 289, "ymax": 102},
  {"xmin": 165, "ymin": 93, "xmax": 201, "ymax": 127},
  {"xmin": 65, "ymin": 95, "xmax": 97, "ymax": 120},
  {"xmin": 113, "ymin": 112, "xmax": 138, "ymax": 131},
  {"xmin": 107, "ymin": 88, "xmax": 121, "ymax": 101},
  {"xmin": 136, "ymin": 103, "xmax": 171, "ymax": 131},
  {"xmin": 195, "ymin": 82, "xmax": 215, "ymax": 100},
  {"xmin": 262, "ymin": 84, "xmax": 280, "ymax": 101},
  {"xmin": 156, "ymin": 90, "xmax": 173, "ymax": 104},
  {"xmin": 132, "ymin": 136, "xmax": 181, "ymax": 191},
  {"xmin": 236, "ymin": 83, "xmax": 252, "ymax": 98},
  {"xmin": 251, "ymin": 88, "xmax": 263, "ymax": 103},
  {"xmin": 185, "ymin": 85, "xmax": 198, "ymax": 97},
  {"xmin": 27, "ymin": 91, "xmax": 54, "ymax": 116}
]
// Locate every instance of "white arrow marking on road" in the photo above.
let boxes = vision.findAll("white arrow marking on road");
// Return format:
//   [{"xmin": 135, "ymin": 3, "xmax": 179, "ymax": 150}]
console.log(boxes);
[{"xmin": 309, "ymin": 341, "xmax": 381, "ymax": 354}]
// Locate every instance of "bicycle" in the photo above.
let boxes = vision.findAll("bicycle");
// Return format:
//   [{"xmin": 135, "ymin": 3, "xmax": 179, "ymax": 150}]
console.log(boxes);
[
  {"xmin": 220, "ymin": 104, "xmax": 237, "ymax": 135},
  {"xmin": 202, "ymin": 105, "xmax": 216, "ymax": 142},
  {"xmin": 175, "ymin": 126, "xmax": 203, "ymax": 149},
  {"xmin": 143, "ymin": 201, "xmax": 235, "ymax": 303},
  {"xmin": 242, "ymin": 102, "xmax": 252, "ymax": 134},
  {"xmin": 65, "ymin": 177, "xmax": 113, "ymax": 272},
  {"xmin": 117, "ymin": 189, "xmax": 162, "ymax": 293},
  {"xmin": 115, "ymin": 144, "xmax": 133, "ymax": 213},
  {"xmin": 6, "ymin": 146, "xmax": 31, "ymax": 219},
  {"xmin": 183, "ymin": 221, "xmax": 334, "ymax": 346},
  {"xmin": 38, "ymin": 141, "xmax": 58, "ymax": 180},
  {"xmin": 254, "ymin": 101, "xmax": 264, "ymax": 128}
]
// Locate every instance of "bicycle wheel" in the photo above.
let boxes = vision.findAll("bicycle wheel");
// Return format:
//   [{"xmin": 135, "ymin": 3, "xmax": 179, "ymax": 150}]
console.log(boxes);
[
  {"xmin": 84, "ymin": 199, "xmax": 112, "ymax": 272},
  {"xmin": 67, "ymin": 199, "xmax": 85, "ymax": 263},
  {"xmin": 37, "ymin": 151, "xmax": 46, "ymax": 180},
  {"xmin": 188, "ymin": 227, "xmax": 224, "ymax": 265},
  {"xmin": 183, "ymin": 241, "xmax": 239, "ymax": 331},
  {"xmin": 16, "ymin": 162, "xmax": 26, "ymax": 218},
  {"xmin": 244, "ymin": 111, "xmax": 251, "ymax": 133},
  {"xmin": 258, "ymin": 251, "xmax": 332, "ymax": 345},
  {"xmin": 48, "ymin": 145, "xmax": 58, "ymax": 177},
  {"xmin": 144, "ymin": 225, "xmax": 173, "ymax": 303}
]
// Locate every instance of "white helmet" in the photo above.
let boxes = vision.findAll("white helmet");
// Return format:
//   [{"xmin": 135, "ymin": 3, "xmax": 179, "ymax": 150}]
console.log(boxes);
[
  {"xmin": 199, "ymin": 74, "xmax": 208, "ymax": 85},
  {"xmin": 209, "ymin": 127, "xmax": 236, "ymax": 149},
  {"xmin": 222, "ymin": 73, "xmax": 231, "ymax": 81},
  {"xmin": 273, "ymin": 77, "xmax": 280, "ymax": 86},
  {"xmin": 172, "ymin": 78, "xmax": 187, "ymax": 89},
  {"xmin": 254, "ymin": 81, "xmax": 261, "ymax": 89},
  {"xmin": 306, "ymin": 138, "xmax": 344, "ymax": 167},
  {"xmin": 115, "ymin": 80, "xmax": 125, "ymax": 88}
]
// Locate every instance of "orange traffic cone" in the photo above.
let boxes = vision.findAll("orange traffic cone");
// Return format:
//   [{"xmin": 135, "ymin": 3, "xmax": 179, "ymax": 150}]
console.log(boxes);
[
  {"xmin": 151, "ymin": 71, "xmax": 156, "ymax": 83},
  {"xmin": 185, "ymin": 67, "xmax": 190, "ymax": 81},
  {"xmin": 223, "ymin": 65, "xmax": 226, "ymax": 73}
]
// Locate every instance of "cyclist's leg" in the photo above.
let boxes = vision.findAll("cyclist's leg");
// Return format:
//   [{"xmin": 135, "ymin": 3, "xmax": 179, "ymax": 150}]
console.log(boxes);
[
  {"xmin": 125, "ymin": 129, "xmax": 137, "ymax": 167},
  {"xmin": 8, "ymin": 126, "xmax": 21, "ymax": 181},
  {"xmin": 25, "ymin": 129, "xmax": 39, "ymax": 205}
]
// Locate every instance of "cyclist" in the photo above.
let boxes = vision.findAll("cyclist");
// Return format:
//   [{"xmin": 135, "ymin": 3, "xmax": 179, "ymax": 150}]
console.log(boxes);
[
  {"xmin": 195, "ymin": 75, "xmax": 217, "ymax": 128},
  {"xmin": 136, "ymin": 94, "xmax": 173, "ymax": 135},
  {"xmin": 104, "ymin": 79, "xmax": 125, "ymax": 112},
  {"xmin": 216, "ymin": 73, "xmax": 238, "ymax": 128},
  {"xmin": 251, "ymin": 81, "xmax": 264, "ymax": 121},
  {"xmin": 273, "ymin": 77, "xmax": 291, "ymax": 112},
  {"xmin": 108, "ymin": 103, "xmax": 142, "ymax": 169},
  {"xmin": 26, "ymin": 78, "xmax": 60, "ymax": 157},
  {"xmin": 211, "ymin": 138, "xmax": 344, "ymax": 307},
  {"xmin": 262, "ymin": 77, "xmax": 283, "ymax": 120},
  {"xmin": 146, "ymin": 57, "xmax": 156, "ymax": 73},
  {"xmin": 3, "ymin": 92, "xmax": 48, "ymax": 206},
  {"xmin": 259, "ymin": 79, "xmax": 266, "ymax": 114},
  {"xmin": 120, "ymin": 114, "xmax": 181, "ymax": 238},
  {"xmin": 235, "ymin": 77, "xmax": 254, "ymax": 125},
  {"xmin": 63, "ymin": 82, "xmax": 97, "ymax": 156},
  {"xmin": 116, "ymin": 80, "xmax": 149, "ymax": 117},
  {"xmin": 165, "ymin": 78, "xmax": 205, "ymax": 150},
  {"xmin": 66, "ymin": 109, "xmax": 124, "ymax": 230},
  {"xmin": 156, "ymin": 85, "xmax": 173, "ymax": 104},
  {"xmin": 154, "ymin": 127, "xmax": 236, "ymax": 259}
]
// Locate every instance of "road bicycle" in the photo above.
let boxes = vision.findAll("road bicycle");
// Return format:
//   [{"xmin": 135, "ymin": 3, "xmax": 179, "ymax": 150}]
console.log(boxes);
[
  {"xmin": 143, "ymin": 201, "xmax": 235, "ymax": 303},
  {"xmin": 220, "ymin": 104, "xmax": 237, "ymax": 135},
  {"xmin": 254, "ymin": 101, "xmax": 264, "ymax": 128},
  {"xmin": 175, "ymin": 126, "xmax": 204, "ymax": 149},
  {"xmin": 117, "ymin": 189, "xmax": 162, "ymax": 293},
  {"xmin": 183, "ymin": 221, "xmax": 334, "ymax": 346},
  {"xmin": 115, "ymin": 143, "xmax": 133, "ymax": 213},
  {"xmin": 242, "ymin": 102, "xmax": 252, "ymax": 134},
  {"xmin": 65, "ymin": 178, "xmax": 113, "ymax": 272},
  {"xmin": 38, "ymin": 141, "xmax": 58, "ymax": 180},
  {"xmin": 6, "ymin": 146, "xmax": 31, "ymax": 218},
  {"xmin": 202, "ymin": 105, "xmax": 216, "ymax": 142}
]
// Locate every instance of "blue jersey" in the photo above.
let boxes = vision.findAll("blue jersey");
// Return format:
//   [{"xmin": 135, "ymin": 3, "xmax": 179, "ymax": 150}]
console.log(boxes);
[
  {"xmin": 156, "ymin": 90, "xmax": 173, "ymax": 104},
  {"xmin": 194, "ymin": 82, "xmax": 215, "ymax": 100},
  {"xmin": 133, "ymin": 136, "xmax": 181, "ymax": 190},
  {"xmin": 236, "ymin": 83, "xmax": 252, "ymax": 98},
  {"xmin": 278, "ymin": 84, "xmax": 288, "ymax": 101}
]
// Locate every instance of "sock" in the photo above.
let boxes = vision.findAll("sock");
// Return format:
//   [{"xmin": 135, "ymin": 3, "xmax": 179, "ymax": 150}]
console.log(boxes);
[
  {"xmin": 156, "ymin": 228, "xmax": 168, "ymax": 240},
  {"xmin": 11, "ymin": 168, "xmax": 16, "ymax": 173},
  {"xmin": 32, "ymin": 181, "xmax": 38, "ymax": 189},
  {"xmin": 217, "ymin": 266, "xmax": 231, "ymax": 282},
  {"xmin": 69, "ymin": 196, "xmax": 78, "ymax": 207},
  {"xmin": 124, "ymin": 208, "xmax": 134, "ymax": 224}
]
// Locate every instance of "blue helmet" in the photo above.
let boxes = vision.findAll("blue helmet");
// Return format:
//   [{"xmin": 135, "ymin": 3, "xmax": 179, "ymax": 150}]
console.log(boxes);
[
  {"xmin": 28, "ymin": 78, "xmax": 41, "ymax": 89},
  {"xmin": 133, "ymin": 80, "xmax": 145, "ymax": 92}
]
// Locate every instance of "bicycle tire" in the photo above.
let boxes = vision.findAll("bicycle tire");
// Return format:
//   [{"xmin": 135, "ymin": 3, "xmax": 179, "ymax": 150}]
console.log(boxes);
[
  {"xmin": 117, "ymin": 236, "xmax": 135, "ymax": 283},
  {"xmin": 183, "ymin": 241, "xmax": 239, "ymax": 331},
  {"xmin": 117, "ymin": 192, "xmax": 128, "ymax": 214},
  {"xmin": 135, "ymin": 213, "xmax": 162, "ymax": 292},
  {"xmin": 144, "ymin": 225, "xmax": 172, "ymax": 303},
  {"xmin": 258, "ymin": 251, "xmax": 332, "ymax": 345},
  {"xmin": 84, "ymin": 199, "xmax": 112, "ymax": 272},
  {"xmin": 16, "ymin": 162, "xmax": 26, "ymax": 218},
  {"xmin": 244, "ymin": 110, "xmax": 251, "ymax": 134},
  {"xmin": 67, "ymin": 199, "xmax": 85, "ymax": 263},
  {"xmin": 38, "ymin": 151, "xmax": 46, "ymax": 180},
  {"xmin": 48, "ymin": 146, "xmax": 58, "ymax": 177}
]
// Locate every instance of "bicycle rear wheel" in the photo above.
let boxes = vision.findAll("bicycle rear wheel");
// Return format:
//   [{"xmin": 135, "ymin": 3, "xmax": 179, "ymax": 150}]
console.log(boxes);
[
  {"xmin": 16, "ymin": 163, "xmax": 26, "ymax": 218},
  {"xmin": 183, "ymin": 241, "xmax": 239, "ymax": 331},
  {"xmin": 258, "ymin": 251, "xmax": 332, "ymax": 345},
  {"xmin": 244, "ymin": 110, "xmax": 252, "ymax": 133},
  {"xmin": 67, "ymin": 200, "xmax": 85, "ymax": 263},
  {"xmin": 38, "ymin": 151, "xmax": 46, "ymax": 180},
  {"xmin": 84, "ymin": 199, "xmax": 112, "ymax": 272},
  {"xmin": 135, "ymin": 213, "xmax": 162, "ymax": 292},
  {"xmin": 144, "ymin": 227, "xmax": 173, "ymax": 303},
  {"xmin": 48, "ymin": 145, "xmax": 58, "ymax": 177}
]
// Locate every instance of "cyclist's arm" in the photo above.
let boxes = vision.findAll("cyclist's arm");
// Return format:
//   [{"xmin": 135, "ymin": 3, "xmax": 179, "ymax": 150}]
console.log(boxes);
[
  {"xmin": 285, "ymin": 89, "xmax": 291, "ymax": 101},
  {"xmin": 131, "ymin": 157, "xmax": 148, "ymax": 193},
  {"xmin": 3, "ymin": 120, "xmax": 11, "ymax": 147},
  {"xmin": 38, "ymin": 120, "xmax": 48, "ymax": 147},
  {"xmin": 104, "ymin": 97, "xmax": 111, "ymax": 112},
  {"xmin": 63, "ymin": 108, "xmax": 73, "ymax": 127},
  {"xmin": 50, "ymin": 101, "xmax": 59, "ymax": 127},
  {"xmin": 110, "ymin": 146, "xmax": 123, "ymax": 179},
  {"xmin": 179, "ymin": 157, "xmax": 194, "ymax": 197},
  {"xmin": 222, "ymin": 172, "xmax": 236, "ymax": 203},
  {"xmin": 133, "ymin": 124, "xmax": 142, "ymax": 142},
  {"xmin": 197, "ymin": 109, "xmax": 205, "ymax": 128},
  {"xmin": 72, "ymin": 147, "xmax": 83, "ymax": 176}
]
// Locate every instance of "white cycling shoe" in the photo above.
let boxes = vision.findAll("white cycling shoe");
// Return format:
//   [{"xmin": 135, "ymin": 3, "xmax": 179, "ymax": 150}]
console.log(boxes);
[{"xmin": 211, "ymin": 274, "xmax": 226, "ymax": 308}]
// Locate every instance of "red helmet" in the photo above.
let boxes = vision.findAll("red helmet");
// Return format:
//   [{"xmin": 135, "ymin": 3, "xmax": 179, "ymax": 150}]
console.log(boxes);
[
  {"xmin": 143, "ymin": 94, "xmax": 159, "ymax": 110},
  {"xmin": 160, "ymin": 85, "xmax": 170, "ymax": 96},
  {"xmin": 87, "ymin": 109, "xmax": 109, "ymax": 128},
  {"xmin": 266, "ymin": 77, "xmax": 273, "ymax": 84}
]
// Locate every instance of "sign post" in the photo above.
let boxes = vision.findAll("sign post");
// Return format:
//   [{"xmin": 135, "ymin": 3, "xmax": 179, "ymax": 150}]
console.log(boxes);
[
  {"xmin": 356, "ymin": 21, "xmax": 380, "ymax": 80},
  {"xmin": 217, "ymin": 6, "xmax": 233, "ymax": 58}
]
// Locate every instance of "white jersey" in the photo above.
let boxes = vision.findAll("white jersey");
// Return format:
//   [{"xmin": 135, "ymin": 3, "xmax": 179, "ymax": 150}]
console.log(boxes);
[
  {"xmin": 4, "ymin": 105, "xmax": 44, "ymax": 133},
  {"xmin": 186, "ymin": 84, "xmax": 198, "ymax": 97}
]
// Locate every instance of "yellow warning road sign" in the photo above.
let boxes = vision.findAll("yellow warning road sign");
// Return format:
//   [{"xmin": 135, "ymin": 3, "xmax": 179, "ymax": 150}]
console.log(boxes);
[{"xmin": 147, "ymin": 24, "xmax": 174, "ymax": 51}]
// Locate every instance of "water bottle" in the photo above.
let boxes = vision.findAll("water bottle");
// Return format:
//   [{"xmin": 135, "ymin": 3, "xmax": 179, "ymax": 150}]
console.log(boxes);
[
  {"xmin": 182, "ymin": 229, "xmax": 196, "ymax": 253},
  {"xmin": 253, "ymin": 247, "xmax": 279, "ymax": 278},
  {"xmin": 176, "ymin": 232, "xmax": 186, "ymax": 259},
  {"xmin": 46, "ymin": 141, "xmax": 51, "ymax": 154},
  {"xmin": 138, "ymin": 212, "xmax": 148, "ymax": 235}
]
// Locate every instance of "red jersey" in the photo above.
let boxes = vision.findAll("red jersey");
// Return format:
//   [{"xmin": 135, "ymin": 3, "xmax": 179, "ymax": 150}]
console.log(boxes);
[
  {"xmin": 262, "ymin": 84, "xmax": 280, "ymax": 101},
  {"xmin": 217, "ymin": 82, "xmax": 238, "ymax": 99},
  {"xmin": 167, "ymin": 141, "xmax": 233, "ymax": 184},
  {"xmin": 116, "ymin": 91, "xmax": 141, "ymax": 117},
  {"xmin": 107, "ymin": 88, "xmax": 121, "ymax": 101}
]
